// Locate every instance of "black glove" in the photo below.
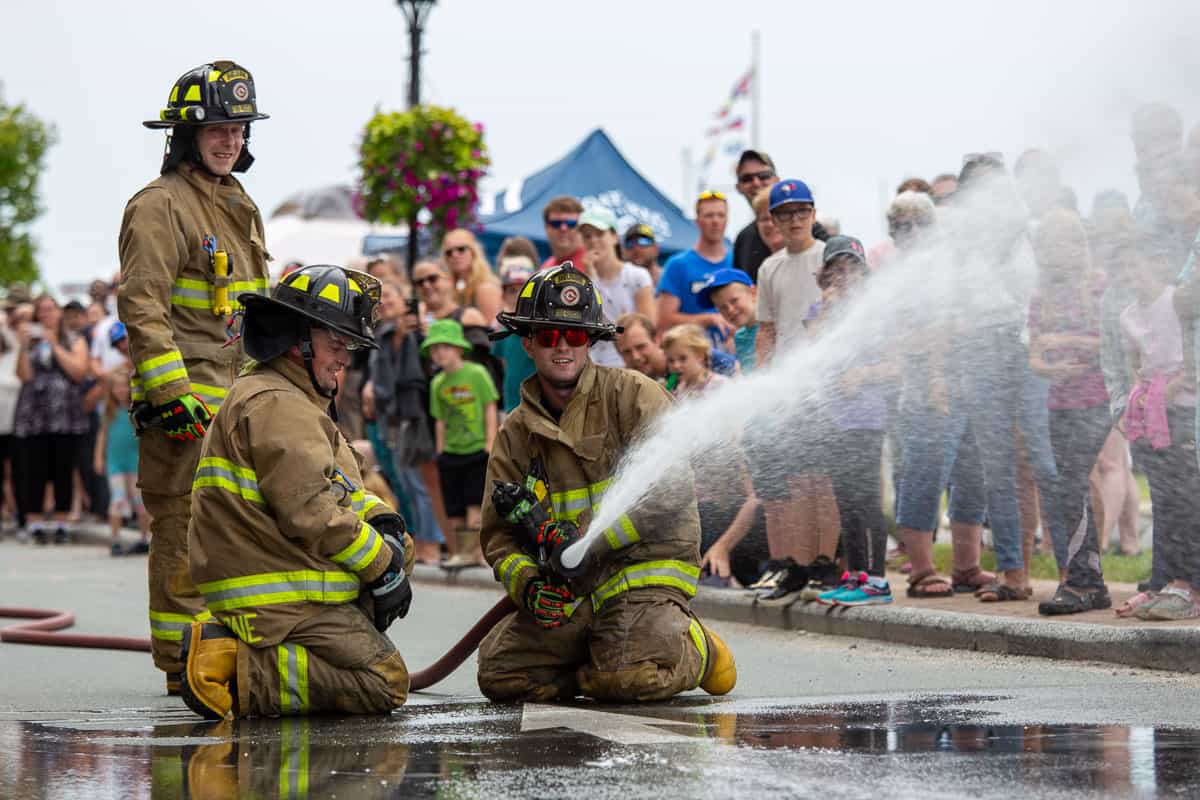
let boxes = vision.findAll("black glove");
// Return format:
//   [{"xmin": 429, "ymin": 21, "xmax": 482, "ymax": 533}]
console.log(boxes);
[
  {"xmin": 523, "ymin": 579, "xmax": 574, "ymax": 629},
  {"xmin": 366, "ymin": 534, "xmax": 412, "ymax": 632},
  {"xmin": 370, "ymin": 512, "xmax": 407, "ymax": 539},
  {"xmin": 538, "ymin": 520, "xmax": 592, "ymax": 579}
]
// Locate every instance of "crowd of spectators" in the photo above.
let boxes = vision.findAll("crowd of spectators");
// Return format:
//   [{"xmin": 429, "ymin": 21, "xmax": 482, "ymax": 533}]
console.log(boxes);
[{"xmin": 9, "ymin": 101, "xmax": 1200, "ymax": 625}]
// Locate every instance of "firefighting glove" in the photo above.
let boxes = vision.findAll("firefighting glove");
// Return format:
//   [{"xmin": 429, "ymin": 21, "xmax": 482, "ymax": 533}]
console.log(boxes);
[
  {"xmin": 523, "ymin": 580, "xmax": 574, "ymax": 629},
  {"xmin": 539, "ymin": 520, "xmax": 592, "ymax": 579},
  {"xmin": 369, "ymin": 512, "xmax": 406, "ymax": 539},
  {"xmin": 367, "ymin": 534, "xmax": 412, "ymax": 632},
  {"xmin": 155, "ymin": 393, "xmax": 214, "ymax": 442}
]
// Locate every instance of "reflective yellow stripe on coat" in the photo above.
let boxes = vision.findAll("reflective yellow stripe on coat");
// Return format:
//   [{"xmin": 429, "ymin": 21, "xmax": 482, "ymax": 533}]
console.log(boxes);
[
  {"xmin": 197, "ymin": 570, "xmax": 361, "ymax": 612},
  {"xmin": 548, "ymin": 479, "xmax": 640, "ymax": 550},
  {"xmin": 497, "ymin": 552, "xmax": 539, "ymax": 604},
  {"xmin": 171, "ymin": 277, "xmax": 269, "ymax": 309},
  {"xmin": 148, "ymin": 609, "xmax": 212, "ymax": 641},
  {"xmin": 590, "ymin": 560, "xmax": 700, "ymax": 613},
  {"xmin": 193, "ymin": 456, "xmax": 264, "ymax": 504},
  {"xmin": 136, "ymin": 349, "xmax": 187, "ymax": 392},
  {"xmin": 330, "ymin": 521, "xmax": 384, "ymax": 573}
]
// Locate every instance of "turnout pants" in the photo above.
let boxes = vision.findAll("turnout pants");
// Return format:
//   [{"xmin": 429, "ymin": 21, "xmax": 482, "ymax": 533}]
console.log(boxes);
[
  {"xmin": 477, "ymin": 586, "xmax": 706, "ymax": 703},
  {"xmin": 236, "ymin": 603, "xmax": 409, "ymax": 717},
  {"xmin": 146, "ymin": 489, "xmax": 209, "ymax": 674}
]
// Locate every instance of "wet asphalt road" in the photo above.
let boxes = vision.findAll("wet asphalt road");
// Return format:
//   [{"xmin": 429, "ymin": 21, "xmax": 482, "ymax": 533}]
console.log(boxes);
[{"xmin": 3, "ymin": 541, "xmax": 1200, "ymax": 798}]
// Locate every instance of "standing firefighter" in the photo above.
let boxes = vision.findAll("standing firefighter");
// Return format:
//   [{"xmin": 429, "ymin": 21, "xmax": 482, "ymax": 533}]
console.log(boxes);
[
  {"xmin": 181, "ymin": 265, "xmax": 415, "ymax": 719},
  {"xmin": 118, "ymin": 60, "xmax": 272, "ymax": 694},
  {"xmin": 478, "ymin": 262, "xmax": 736, "ymax": 702}
]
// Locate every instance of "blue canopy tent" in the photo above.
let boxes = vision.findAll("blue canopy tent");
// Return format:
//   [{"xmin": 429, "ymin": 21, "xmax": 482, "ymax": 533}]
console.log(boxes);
[{"xmin": 475, "ymin": 128, "xmax": 695, "ymax": 263}]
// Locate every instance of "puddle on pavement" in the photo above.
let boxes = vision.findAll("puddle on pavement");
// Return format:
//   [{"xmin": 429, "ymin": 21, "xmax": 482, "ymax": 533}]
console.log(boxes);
[{"xmin": 1, "ymin": 696, "xmax": 1197, "ymax": 798}]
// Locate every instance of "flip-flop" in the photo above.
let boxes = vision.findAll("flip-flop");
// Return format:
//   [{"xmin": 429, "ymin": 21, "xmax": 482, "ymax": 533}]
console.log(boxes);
[
  {"xmin": 906, "ymin": 569, "xmax": 954, "ymax": 598},
  {"xmin": 952, "ymin": 565, "xmax": 996, "ymax": 594}
]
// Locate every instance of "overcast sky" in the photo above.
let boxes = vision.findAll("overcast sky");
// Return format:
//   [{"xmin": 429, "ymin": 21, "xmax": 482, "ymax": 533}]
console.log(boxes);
[{"xmin": 4, "ymin": 0, "xmax": 1200, "ymax": 289}]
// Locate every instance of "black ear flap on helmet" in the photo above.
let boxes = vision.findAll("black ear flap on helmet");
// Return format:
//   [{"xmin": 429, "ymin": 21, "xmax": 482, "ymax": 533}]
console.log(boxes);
[{"xmin": 241, "ymin": 301, "xmax": 306, "ymax": 363}]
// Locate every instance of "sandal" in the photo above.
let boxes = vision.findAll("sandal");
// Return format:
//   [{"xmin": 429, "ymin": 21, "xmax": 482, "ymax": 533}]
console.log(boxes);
[
  {"xmin": 952, "ymin": 565, "xmax": 996, "ymax": 594},
  {"xmin": 1115, "ymin": 590, "xmax": 1156, "ymax": 618},
  {"xmin": 975, "ymin": 582, "xmax": 1032, "ymax": 602},
  {"xmin": 906, "ymin": 569, "xmax": 954, "ymax": 598},
  {"xmin": 1038, "ymin": 584, "xmax": 1112, "ymax": 616}
]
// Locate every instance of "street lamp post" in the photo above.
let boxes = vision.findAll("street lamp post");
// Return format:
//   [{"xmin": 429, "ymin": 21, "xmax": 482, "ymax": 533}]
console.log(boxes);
[{"xmin": 396, "ymin": 0, "xmax": 435, "ymax": 283}]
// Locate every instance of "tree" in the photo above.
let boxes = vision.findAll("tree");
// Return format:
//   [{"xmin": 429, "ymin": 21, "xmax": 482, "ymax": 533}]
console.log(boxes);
[{"xmin": 0, "ymin": 85, "xmax": 55, "ymax": 286}]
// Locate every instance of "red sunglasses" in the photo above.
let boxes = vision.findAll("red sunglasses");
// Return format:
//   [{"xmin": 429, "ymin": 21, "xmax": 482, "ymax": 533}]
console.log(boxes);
[{"xmin": 532, "ymin": 328, "xmax": 590, "ymax": 347}]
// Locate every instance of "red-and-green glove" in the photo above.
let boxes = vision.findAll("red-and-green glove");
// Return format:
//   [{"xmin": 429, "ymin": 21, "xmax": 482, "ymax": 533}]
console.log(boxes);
[
  {"xmin": 538, "ymin": 520, "xmax": 592, "ymax": 579},
  {"xmin": 523, "ymin": 580, "xmax": 574, "ymax": 629},
  {"xmin": 155, "ymin": 393, "xmax": 214, "ymax": 442}
]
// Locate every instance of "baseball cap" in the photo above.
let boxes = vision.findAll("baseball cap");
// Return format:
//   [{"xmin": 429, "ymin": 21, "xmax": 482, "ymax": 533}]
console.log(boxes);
[
  {"xmin": 768, "ymin": 179, "xmax": 815, "ymax": 211},
  {"xmin": 578, "ymin": 206, "xmax": 618, "ymax": 232},
  {"xmin": 697, "ymin": 268, "xmax": 754, "ymax": 310},
  {"xmin": 499, "ymin": 256, "xmax": 535, "ymax": 287},
  {"xmin": 822, "ymin": 235, "xmax": 867, "ymax": 266},
  {"xmin": 623, "ymin": 223, "xmax": 656, "ymax": 246},
  {"xmin": 736, "ymin": 149, "xmax": 775, "ymax": 171},
  {"xmin": 109, "ymin": 320, "xmax": 128, "ymax": 345}
]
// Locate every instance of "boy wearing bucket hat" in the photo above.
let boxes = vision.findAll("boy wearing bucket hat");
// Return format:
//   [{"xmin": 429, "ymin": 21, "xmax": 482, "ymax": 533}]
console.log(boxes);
[{"xmin": 423, "ymin": 319, "xmax": 500, "ymax": 569}]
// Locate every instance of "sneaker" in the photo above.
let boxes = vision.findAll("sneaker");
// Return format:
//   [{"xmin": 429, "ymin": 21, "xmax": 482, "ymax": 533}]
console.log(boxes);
[
  {"xmin": 32, "ymin": 528, "xmax": 48, "ymax": 546},
  {"xmin": 744, "ymin": 559, "xmax": 795, "ymax": 596},
  {"xmin": 835, "ymin": 578, "xmax": 894, "ymax": 606},
  {"xmin": 798, "ymin": 556, "xmax": 842, "ymax": 602},
  {"xmin": 818, "ymin": 572, "xmax": 865, "ymax": 605},
  {"xmin": 111, "ymin": 542, "xmax": 125, "ymax": 557},
  {"xmin": 15, "ymin": 528, "xmax": 30, "ymax": 544},
  {"xmin": 54, "ymin": 527, "xmax": 69, "ymax": 545},
  {"xmin": 757, "ymin": 562, "xmax": 810, "ymax": 601},
  {"xmin": 126, "ymin": 540, "xmax": 151, "ymax": 555},
  {"xmin": 1137, "ymin": 585, "xmax": 1200, "ymax": 621}
]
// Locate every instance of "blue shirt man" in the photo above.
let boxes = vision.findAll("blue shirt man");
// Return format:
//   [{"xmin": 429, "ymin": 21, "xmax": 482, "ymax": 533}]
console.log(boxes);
[{"xmin": 656, "ymin": 191, "xmax": 734, "ymax": 349}]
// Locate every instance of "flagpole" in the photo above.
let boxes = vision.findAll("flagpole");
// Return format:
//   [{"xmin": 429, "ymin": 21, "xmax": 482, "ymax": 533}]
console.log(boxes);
[
  {"xmin": 681, "ymin": 146, "xmax": 692, "ymax": 210},
  {"xmin": 751, "ymin": 29, "xmax": 761, "ymax": 148}
]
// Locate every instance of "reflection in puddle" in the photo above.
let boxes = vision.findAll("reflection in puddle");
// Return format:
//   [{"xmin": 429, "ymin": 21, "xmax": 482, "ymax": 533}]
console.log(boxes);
[{"xmin": 1, "ymin": 697, "xmax": 1197, "ymax": 798}]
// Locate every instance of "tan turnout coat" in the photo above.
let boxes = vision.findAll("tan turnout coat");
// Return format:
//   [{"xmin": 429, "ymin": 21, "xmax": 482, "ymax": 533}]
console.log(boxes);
[
  {"xmin": 480, "ymin": 361, "xmax": 702, "ymax": 615},
  {"xmin": 189, "ymin": 357, "xmax": 409, "ymax": 647}
]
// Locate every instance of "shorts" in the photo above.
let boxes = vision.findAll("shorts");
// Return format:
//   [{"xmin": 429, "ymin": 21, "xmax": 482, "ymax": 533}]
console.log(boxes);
[
  {"xmin": 107, "ymin": 472, "xmax": 143, "ymax": 517},
  {"xmin": 743, "ymin": 409, "xmax": 831, "ymax": 502},
  {"xmin": 436, "ymin": 450, "xmax": 489, "ymax": 519}
]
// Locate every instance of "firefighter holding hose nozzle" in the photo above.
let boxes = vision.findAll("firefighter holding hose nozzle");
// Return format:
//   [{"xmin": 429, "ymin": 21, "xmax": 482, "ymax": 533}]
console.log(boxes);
[{"xmin": 479, "ymin": 262, "xmax": 736, "ymax": 702}]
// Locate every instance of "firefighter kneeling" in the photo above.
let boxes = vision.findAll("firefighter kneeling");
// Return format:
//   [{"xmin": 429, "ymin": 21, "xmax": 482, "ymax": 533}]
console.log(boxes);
[
  {"xmin": 181, "ymin": 265, "xmax": 414, "ymax": 719},
  {"xmin": 478, "ymin": 262, "xmax": 735, "ymax": 702}
]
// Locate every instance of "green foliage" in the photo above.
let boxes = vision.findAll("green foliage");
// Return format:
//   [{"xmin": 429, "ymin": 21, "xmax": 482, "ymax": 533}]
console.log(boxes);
[
  {"xmin": 356, "ymin": 104, "xmax": 489, "ymax": 236},
  {"xmin": 931, "ymin": 542, "xmax": 1151, "ymax": 584},
  {"xmin": 0, "ymin": 85, "xmax": 54, "ymax": 285}
]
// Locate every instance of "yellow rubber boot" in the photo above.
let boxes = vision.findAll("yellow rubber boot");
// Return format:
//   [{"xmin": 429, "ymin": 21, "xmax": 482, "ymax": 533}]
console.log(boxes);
[
  {"xmin": 184, "ymin": 721, "xmax": 237, "ymax": 800},
  {"xmin": 700, "ymin": 625, "xmax": 737, "ymax": 695},
  {"xmin": 181, "ymin": 622, "xmax": 238, "ymax": 720}
]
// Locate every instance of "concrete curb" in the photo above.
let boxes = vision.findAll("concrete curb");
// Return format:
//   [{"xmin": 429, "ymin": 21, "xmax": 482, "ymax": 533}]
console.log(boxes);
[
  {"xmin": 57, "ymin": 529, "xmax": 1195, "ymax": 675},
  {"xmin": 406, "ymin": 564, "xmax": 1200, "ymax": 674}
]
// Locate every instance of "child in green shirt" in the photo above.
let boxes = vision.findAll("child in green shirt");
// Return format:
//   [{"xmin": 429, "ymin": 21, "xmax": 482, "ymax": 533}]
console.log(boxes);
[{"xmin": 423, "ymin": 319, "xmax": 499, "ymax": 569}]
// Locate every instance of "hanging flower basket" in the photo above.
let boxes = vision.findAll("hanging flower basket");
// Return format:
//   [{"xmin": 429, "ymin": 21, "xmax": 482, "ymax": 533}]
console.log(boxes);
[{"xmin": 356, "ymin": 104, "xmax": 490, "ymax": 236}]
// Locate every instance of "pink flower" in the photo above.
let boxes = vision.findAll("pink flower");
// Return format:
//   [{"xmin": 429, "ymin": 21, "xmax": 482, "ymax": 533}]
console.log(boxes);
[
  {"xmin": 473, "ymin": 122, "xmax": 483, "ymax": 133},
  {"xmin": 414, "ymin": 141, "xmax": 424, "ymax": 152}
]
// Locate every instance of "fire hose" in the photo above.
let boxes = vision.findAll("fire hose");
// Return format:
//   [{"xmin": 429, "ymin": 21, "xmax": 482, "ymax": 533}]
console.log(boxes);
[
  {"xmin": 0, "ymin": 596, "xmax": 515, "ymax": 692},
  {"xmin": 0, "ymin": 467, "xmax": 554, "ymax": 691}
]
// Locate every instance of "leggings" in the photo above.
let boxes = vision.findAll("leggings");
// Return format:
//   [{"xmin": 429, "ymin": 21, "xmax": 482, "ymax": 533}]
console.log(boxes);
[
  {"xmin": 15, "ymin": 433, "xmax": 80, "ymax": 517},
  {"xmin": 1131, "ymin": 408, "xmax": 1200, "ymax": 589},
  {"xmin": 827, "ymin": 428, "xmax": 887, "ymax": 577}
]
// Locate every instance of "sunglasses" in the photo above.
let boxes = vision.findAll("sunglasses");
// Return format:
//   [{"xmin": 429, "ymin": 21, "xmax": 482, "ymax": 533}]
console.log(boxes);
[
  {"xmin": 771, "ymin": 206, "xmax": 814, "ymax": 222},
  {"xmin": 532, "ymin": 327, "xmax": 590, "ymax": 348},
  {"xmin": 325, "ymin": 328, "xmax": 368, "ymax": 351},
  {"xmin": 697, "ymin": 190, "xmax": 726, "ymax": 201},
  {"xmin": 443, "ymin": 244, "xmax": 471, "ymax": 257},
  {"xmin": 414, "ymin": 274, "xmax": 441, "ymax": 287},
  {"xmin": 737, "ymin": 169, "xmax": 775, "ymax": 185},
  {"xmin": 546, "ymin": 218, "xmax": 578, "ymax": 230}
]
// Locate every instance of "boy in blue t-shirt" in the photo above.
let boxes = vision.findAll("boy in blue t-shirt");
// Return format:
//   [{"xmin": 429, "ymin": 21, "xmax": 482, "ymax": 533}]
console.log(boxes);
[{"xmin": 423, "ymin": 319, "xmax": 499, "ymax": 569}]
